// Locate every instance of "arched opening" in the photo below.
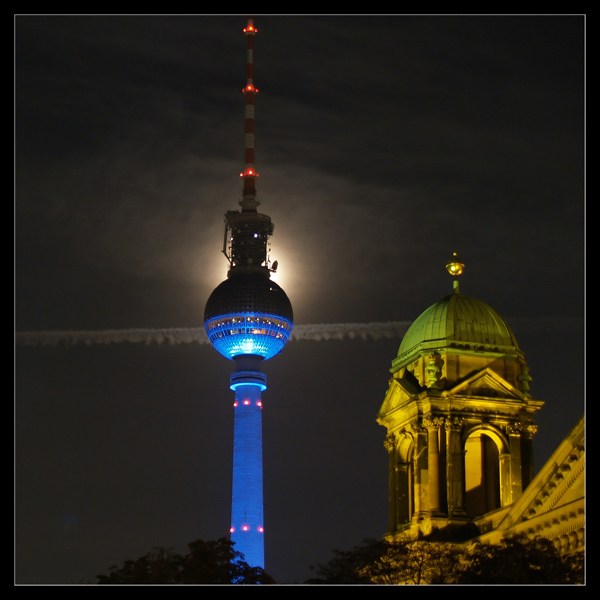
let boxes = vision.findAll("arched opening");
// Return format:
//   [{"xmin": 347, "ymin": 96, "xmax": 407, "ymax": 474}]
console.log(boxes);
[
  {"xmin": 395, "ymin": 437, "xmax": 414, "ymax": 526},
  {"xmin": 464, "ymin": 430, "xmax": 500, "ymax": 517}
]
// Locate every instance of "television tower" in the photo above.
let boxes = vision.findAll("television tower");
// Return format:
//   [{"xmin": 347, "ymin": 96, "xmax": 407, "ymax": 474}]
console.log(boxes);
[{"xmin": 204, "ymin": 17, "xmax": 293, "ymax": 570}]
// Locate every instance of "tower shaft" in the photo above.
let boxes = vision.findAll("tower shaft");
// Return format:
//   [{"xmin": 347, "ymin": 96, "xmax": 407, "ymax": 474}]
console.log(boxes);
[{"xmin": 230, "ymin": 373, "xmax": 266, "ymax": 568}]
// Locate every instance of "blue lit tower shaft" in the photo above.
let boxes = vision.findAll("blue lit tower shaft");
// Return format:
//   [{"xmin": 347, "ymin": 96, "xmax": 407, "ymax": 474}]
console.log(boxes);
[
  {"xmin": 230, "ymin": 356, "xmax": 267, "ymax": 568},
  {"xmin": 231, "ymin": 386, "xmax": 264, "ymax": 567},
  {"xmin": 204, "ymin": 17, "xmax": 293, "ymax": 570}
]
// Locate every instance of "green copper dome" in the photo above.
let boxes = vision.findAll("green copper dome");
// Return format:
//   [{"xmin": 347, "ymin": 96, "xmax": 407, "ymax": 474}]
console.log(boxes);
[{"xmin": 393, "ymin": 293, "xmax": 522, "ymax": 370}]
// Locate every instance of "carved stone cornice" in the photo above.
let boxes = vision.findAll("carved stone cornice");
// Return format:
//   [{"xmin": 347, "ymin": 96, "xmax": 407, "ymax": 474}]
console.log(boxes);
[
  {"xmin": 520, "ymin": 449, "xmax": 584, "ymax": 521},
  {"xmin": 519, "ymin": 504, "xmax": 584, "ymax": 554}
]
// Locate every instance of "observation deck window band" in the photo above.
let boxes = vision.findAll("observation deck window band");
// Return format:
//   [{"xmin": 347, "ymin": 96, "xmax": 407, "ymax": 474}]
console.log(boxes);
[{"xmin": 208, "ymin": 327, "xmax": 292, "ymax": 360}]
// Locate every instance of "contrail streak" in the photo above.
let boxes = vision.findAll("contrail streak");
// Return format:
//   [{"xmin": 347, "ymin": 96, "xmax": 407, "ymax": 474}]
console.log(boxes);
[
  {"xmin": 14, "ymin": 318, "xmax": 581, "ymax": 348},
  {"xmin": 14, "ymin": 323, "xmax": 412, "ymax": 347}
]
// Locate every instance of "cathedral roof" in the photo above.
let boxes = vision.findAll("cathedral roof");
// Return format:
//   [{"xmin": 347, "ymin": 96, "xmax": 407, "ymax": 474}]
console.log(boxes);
[
  {"xmin": 392, "ymin": 292, "xmax": 523, "ymax": 370},
  {"xmin": 391, "ymin": 254, "xmax": 527, "ymax": 374}
]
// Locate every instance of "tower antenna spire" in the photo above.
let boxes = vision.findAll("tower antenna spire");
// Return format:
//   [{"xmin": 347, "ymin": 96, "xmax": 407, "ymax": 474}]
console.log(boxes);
[{"xmin": 240, "ymin": 16, "xmax": 259, "ymax": 211}]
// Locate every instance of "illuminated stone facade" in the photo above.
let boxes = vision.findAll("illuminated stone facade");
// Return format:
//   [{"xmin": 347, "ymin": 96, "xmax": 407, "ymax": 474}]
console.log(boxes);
[
  {"xmin": 475, "ymin": 414, "xmax": 584, "ymax": 555},
  {"xmin": 377, "ymin": 266, "xmax": 584, "ymax": 555}
]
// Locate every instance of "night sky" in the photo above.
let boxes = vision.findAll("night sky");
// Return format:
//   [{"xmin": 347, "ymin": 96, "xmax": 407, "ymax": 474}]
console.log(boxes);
[{"xmin": 15, "ymin": 15, "xmax": 584, "ymax": 584}]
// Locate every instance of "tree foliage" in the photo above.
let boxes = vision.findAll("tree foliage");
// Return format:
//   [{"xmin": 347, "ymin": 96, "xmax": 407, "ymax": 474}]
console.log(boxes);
[
  {"xmin": 305, "ymin": 539, "xmax": 387, "ymax": 584},
  {"xmin": 456, "ymin": 536, "xmax": 584, "ymax": 584},
  {"xmin": 307, "ymin": 535, "xmax": 584, "ymax": 585},
  {"xmin": 97, "ymin": 538, "xmax": 274, "ymax": 584},
  {"xmin": 363, "ymin": 539, "xmax": 463, "ymax": 584},
  {"xmin": 307, "ymin": 538, "xmax": 462, "ymax": 584}
]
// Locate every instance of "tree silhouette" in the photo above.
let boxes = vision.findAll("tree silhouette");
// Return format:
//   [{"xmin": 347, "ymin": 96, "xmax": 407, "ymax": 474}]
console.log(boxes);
[
  {"xmin": 307, "ymin": 535, "xmax": 584, "ymax": 585},
  {"xmin": 456, "ymin": 535, "xmax": 584, "ymax": 584},
  {"xmin": 97, "ymin": 538, "xmax": 274, "ymax": 584},
  {"xmin": 362, "ymin": 539, "xmax": 462, "ymax": 584},
  {"xmin": 306, "ymin": 538, "xmax": 386, "ymax": 584}
]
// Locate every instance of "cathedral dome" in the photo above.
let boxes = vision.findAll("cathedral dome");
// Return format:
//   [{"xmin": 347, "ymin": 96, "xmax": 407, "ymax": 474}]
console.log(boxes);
[{"xmin": 393, "ymin": 292, "xmax": 522, "ymax": 370}]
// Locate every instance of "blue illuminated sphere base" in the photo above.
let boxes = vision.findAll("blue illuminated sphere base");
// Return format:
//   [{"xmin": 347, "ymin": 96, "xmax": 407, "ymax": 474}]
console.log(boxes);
[{"xmin": 204, "ymin": 272, "xmax": 293, "ymax": 361}]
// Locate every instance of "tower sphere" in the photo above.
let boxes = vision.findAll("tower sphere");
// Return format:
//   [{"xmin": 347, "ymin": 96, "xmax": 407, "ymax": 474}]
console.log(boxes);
[{"xmin": 204, "ymin": 271, "xmax": 293, "ymax": 360}]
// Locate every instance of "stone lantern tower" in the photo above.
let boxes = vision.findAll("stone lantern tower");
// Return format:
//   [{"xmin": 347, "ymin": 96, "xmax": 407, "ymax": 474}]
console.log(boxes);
[{"xmin": 377, "ymin": 255, "xmax": 544, "ymax": 539}]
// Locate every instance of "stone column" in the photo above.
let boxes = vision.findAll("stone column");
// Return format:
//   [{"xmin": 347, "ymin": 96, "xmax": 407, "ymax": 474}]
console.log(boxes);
[
  {"xmin": 506, "ymin": 423, "xmax": 524, "ymax": 505},
  {"xmin": 410, "ymin": 420, "xmax": 428, "ymax": 519},
  {"xmin": 424, "ymin": 416, "xmax": 442, "ymax": 514},
  {"xmin": 445, "ymin": 417, "xmax": 466, "ymax": 517},
  {"xmin": 384, "ymin": 433, "xmax": 398, "ymax": 532},
  {"xmin": 521, "ymin": 424, "xmax": 538, "ymax": 489}
]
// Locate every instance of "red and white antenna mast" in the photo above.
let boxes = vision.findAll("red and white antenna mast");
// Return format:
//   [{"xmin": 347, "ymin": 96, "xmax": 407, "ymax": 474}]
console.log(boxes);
[
  {"xmin": 240, "ymin": 16, "xmax": 259, "ymax": 212},
  {"xmin": 222, "ymin": 16, "xmax": 275, "ymax": 273}
]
